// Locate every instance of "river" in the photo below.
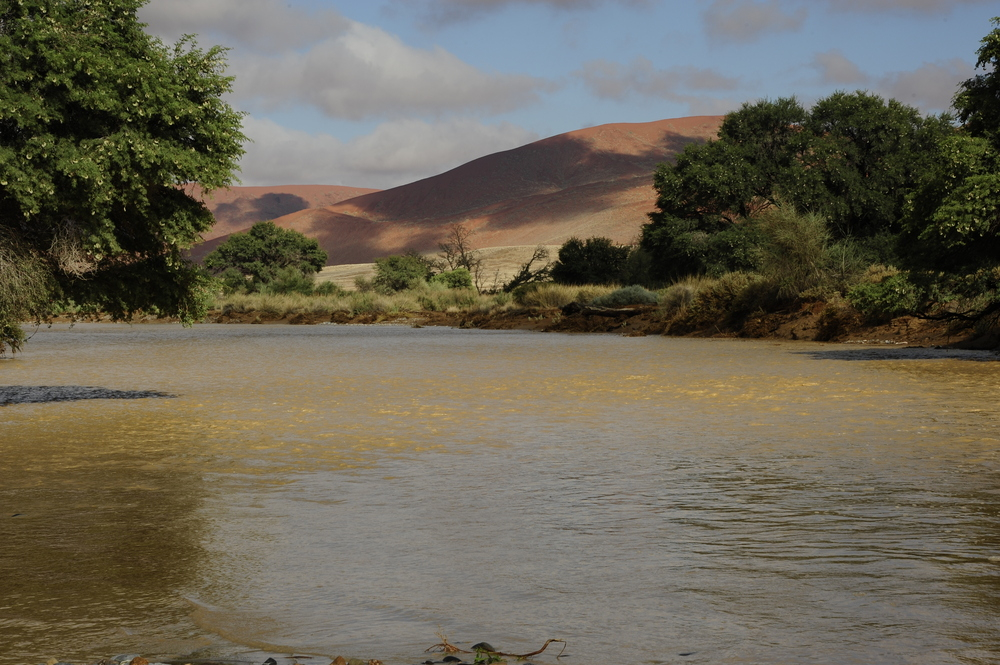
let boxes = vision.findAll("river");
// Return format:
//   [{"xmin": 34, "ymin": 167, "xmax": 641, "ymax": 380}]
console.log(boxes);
[{"xmin": 1, "ymin": 323, "xmax": 999, "ymax": 665}]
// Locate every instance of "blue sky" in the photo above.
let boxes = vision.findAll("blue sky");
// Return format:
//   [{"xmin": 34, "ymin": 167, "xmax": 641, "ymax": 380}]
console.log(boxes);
[{"xmin": 138, "ymin": 0, "xmax": 998, "ymax": 189}]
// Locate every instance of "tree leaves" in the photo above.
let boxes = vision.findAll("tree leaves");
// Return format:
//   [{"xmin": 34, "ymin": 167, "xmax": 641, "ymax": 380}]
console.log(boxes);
[{"xmin": 0, "ymin": 0, "xmax": 247, "ymax": 345}]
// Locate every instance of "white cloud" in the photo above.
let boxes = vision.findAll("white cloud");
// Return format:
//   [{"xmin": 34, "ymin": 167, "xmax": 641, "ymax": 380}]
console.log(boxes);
[
  {"xmin": 575, "ymin": 58, "xmax": 741, "ymax": 116},
  {"xmin": 812, "ymin": 50, "xmax": 868, "ymax": 85},
  {"xmin": 139, "ymin": 0, "xmax": 348, "ymax": 52},
  {"xmin": 576, "ymin": 57, "xmax": 740, "ymax": 108},
  {"xmin": 396, "ymin": 0, "xmax": 651, "ymax": 25},
  {"xmin": 237, "ymin": 116, "xmax": 538, "ymax": 188},
  {"xmin": 141, "ymin": 0, "xmax": 553, "ymax": 121},
  {"xmin": 809, "ymin": 51, "xmax": 975, "ymax": 113},
  {"xmin": 703, "ymin": 0, "xmax": 807, "ymax": 43},
  {"xmin": 879, "ymin": 59, "xmax": 976, "ymax": 111},
  {"xmin": 230, "ymin": 22, "xmax": 553, "ymax": 121},
  {"xmin": 823, "ymin": 0, "xmax": 995, "ymax": 14},
  {"xmin": 700, "ymin": 0, "xmax": 985, "ymax": 43}
]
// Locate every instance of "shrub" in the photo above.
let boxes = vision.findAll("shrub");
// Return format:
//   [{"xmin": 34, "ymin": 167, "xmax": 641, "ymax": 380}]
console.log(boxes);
[
  {"xmin": 825, "ymin": 238, "xmax": 880, "ymax": 293},
  {"xmin": 514, "ymin": 283, "xmax": 573, "ymax": 308},
  {"xmin": 0, "ymin": 234, "xmax": 53, "ymax": 354},
  {"xmin": 491, "ymin": 291, "xmax": 513, "ymax": 308},
  {"xmin": 847, "ymin": 270, "xmax": 922, "ymax": 321},
  {"xmin": 259, "ymin": 266, "xmax": 316, "ymax": 295},
  {"xmin": 591, "ymin": 285, "xmax": 660, "ymax": 307},
  {"xmin": 414, "ymin": 283, "xmax": 479, "ymax": 311},
  {"xmin": 430, "ymin": 267, "xmax": 473, "ymax": 289},
  {"xmin": 373, "ymin": 252, "xmax": 435, "ymax": 293},
  {"xmin": 314, "ymin": 281, "xmax": 346, "ymax": 296}
]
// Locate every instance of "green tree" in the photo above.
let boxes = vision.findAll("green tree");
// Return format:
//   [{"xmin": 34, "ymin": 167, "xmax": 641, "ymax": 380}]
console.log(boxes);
[
  {"xmin": 641, "ymin": 92, "xmax": 947, "ymax": 281},
  {"xmin": 0, "ymin": 0, "xmax": 246, "ymax": 352},
  {"xmin": 641, "ymin": 98, "xmax": 807, "ymax": 281},
  {"xmin": 204, "ymin": 221, "xmax": 327, "ymax": 292},
  {"xmin": 796, "ymin": 91, "xmax": 949, "ymax": 238},
  {"xmin": 899, "ymin": 133, "xmax": 1000, "ymax": 274},
  {"xmin": 954, "ymin": 16, "xmax": 1000, "ymax": 150},
  {"xmin": 550, "ymin": 237, "xmax": 631, "ymax": 285},
  {"xmin": 893, "ymin": 131, "xmax": 1000, "ymax": 322},
  {"xmin": 885, "ymin": 17, "xmax": 1000, "ymax": 324}
]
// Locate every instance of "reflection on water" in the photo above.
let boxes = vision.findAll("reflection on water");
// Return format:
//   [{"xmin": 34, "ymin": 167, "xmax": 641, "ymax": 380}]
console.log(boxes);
[
  {"xmin": 0, "ymin": 407, "xmax": 217, "ymax": 661},
  {"xmin": 1, "ymin": 324, "xmax": 999, "ymax": 665},
  {"xmin": 0, "ymin": 385, "xmax": 174, "ymax": 404}
]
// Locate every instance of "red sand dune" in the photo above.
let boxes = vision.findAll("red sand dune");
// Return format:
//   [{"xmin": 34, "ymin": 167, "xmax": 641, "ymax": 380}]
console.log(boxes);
[
  {"xmin": 190, "ymin": 116, "xmax": 722, "ymax": 265},
  {"xmin": 187, "ymin": 184, "xmax": 379, "ymax": 241}
]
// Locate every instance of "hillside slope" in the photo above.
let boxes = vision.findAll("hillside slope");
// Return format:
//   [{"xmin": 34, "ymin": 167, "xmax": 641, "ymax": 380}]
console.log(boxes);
[
  {"xmin": 191, "ymin": 116, "xmax": 722, "ymax": 265},
  {"xmin": 188, "ymin": 184, "xmax": 380, "ymax": 241}
]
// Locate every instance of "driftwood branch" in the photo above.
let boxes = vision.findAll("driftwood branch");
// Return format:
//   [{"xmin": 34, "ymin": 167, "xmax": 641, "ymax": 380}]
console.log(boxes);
[{"xmin": 426, "ymin": 634, "xmax": 567, "ymax": 660}]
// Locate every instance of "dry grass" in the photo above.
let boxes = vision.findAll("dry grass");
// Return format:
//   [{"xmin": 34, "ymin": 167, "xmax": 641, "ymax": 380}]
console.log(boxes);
[
  {"xmin": 515, "ymin": 282, "xmax": 618, "ymax": 308},
  {"xmin": 659, "ymin": 276, "xmax": 717, "ymax": 315},
  {"xmin": 209, "ymin": 283, "xmax": 517, "ymax": 317}
]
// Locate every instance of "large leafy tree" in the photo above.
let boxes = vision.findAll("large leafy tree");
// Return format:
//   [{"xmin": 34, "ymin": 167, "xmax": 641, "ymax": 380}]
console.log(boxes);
[
  {"xmin": 892, "ymin": 17, "xmax": 1000, "ymax": 322},
  {"xmin": 0, "ymin": 0, "xmax": 246, "ymax": 352},
  {"xmin": 795, "ymin": 92, "xmax": 949, "ymax": 238},
  {"xmin": 641, "ymin": 92, "xmax": 949, "ymax": 280},
  {"xmin": 954, "ymin": 16, "xmax": 1000, "ymax": 151},
  {"xmin": 899, "ymin": 133, "xmax": 1000, "ymax": 274}
]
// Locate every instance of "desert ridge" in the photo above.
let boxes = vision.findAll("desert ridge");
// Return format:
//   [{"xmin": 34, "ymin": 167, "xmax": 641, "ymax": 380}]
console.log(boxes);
[
  {"xmin": 189, "ymin": 115, "xmax": 724, "ymax": 265},
  {"xmin": 184, "ymin": 183, "xmax": 381, "ymax": 242}
]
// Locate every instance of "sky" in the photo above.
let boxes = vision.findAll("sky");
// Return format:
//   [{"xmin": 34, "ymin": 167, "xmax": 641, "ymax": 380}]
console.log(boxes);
[{"xmin": 137, "ymin": 0, "xmax": 999, "ymax": 190}]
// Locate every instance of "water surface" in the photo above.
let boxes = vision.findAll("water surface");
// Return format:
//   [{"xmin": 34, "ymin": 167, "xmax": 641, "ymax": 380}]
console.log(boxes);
[{"xmin": 1, "ymin": 324, "xmax": 999, "ymax": 664}]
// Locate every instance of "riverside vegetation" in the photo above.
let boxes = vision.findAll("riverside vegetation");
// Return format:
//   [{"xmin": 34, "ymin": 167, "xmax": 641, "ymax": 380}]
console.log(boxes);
[
  {"xmin": 4, "ymin": 4, "xmax": 1000, "ymax": 350},
  {"xmin": 200, "ymin": 18, "xmax": 1000, "ymax": 347}
]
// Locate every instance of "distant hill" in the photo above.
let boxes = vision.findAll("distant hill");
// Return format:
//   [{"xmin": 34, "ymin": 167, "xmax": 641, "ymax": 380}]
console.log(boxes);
[
  {"xmin": 190, "ymin": 116, "xmax": 723, "ymax": 265},
  {"xmin": 187, "ymin": 184, "xmax": 380, "ymax": 241}
]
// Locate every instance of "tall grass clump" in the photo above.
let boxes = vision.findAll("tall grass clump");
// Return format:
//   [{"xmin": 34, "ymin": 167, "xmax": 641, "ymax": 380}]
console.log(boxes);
[
  {"xmin": 410, "ymin": 281, "xmax": 481, "ymax": 311},
  {"xmin": 659, "ymin": 276, "xmax": 716, "ymax": 316},
  {"xmin": 663, "ymin": 272, "xmax": 769, "ymax": 330},
  {"xmin": 514, "ymin": 283, "xmax": 616, "ymax": 308},
  {"xmin": 755, "ymin": 207, "xmax": 831, "ymax": 300}
]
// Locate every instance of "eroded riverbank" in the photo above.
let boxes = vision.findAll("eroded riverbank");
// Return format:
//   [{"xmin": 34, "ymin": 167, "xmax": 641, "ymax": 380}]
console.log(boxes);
[
  {"xmin": 40, "ymin": 302, "xmax": 999, "ymax": 349},
  {"xmin": 192, "ymin": 301, "xmax": 998, "ymax": 349}
]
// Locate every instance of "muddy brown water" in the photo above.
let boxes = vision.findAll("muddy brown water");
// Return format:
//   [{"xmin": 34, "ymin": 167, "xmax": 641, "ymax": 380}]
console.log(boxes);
[{"xmin": 1, "ymin": 324, "xmax": 999, "ymax": 665}]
